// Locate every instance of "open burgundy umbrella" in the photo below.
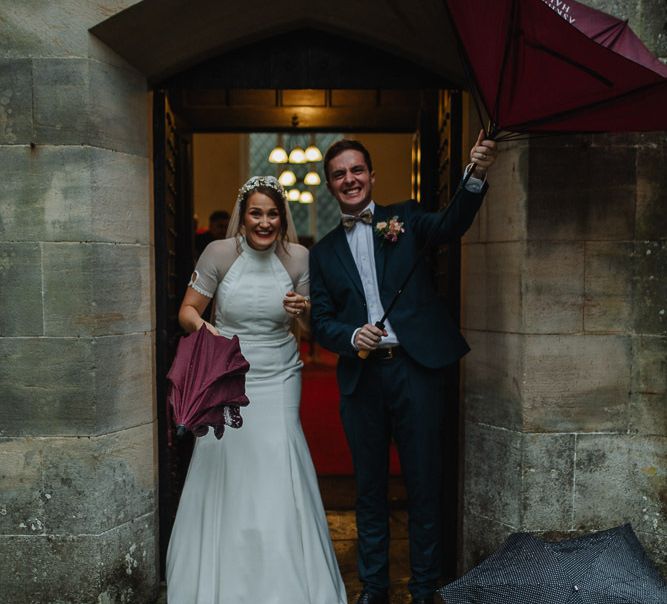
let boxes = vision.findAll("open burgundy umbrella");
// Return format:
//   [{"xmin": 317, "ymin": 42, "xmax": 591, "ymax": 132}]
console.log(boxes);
[
  {"xmin": 445, "ymin": 0, "xmax": 667, "ymax": 139},
  {"xmin": 166, "ymin": 328, "xmax": 250, "ymax": 442},
  {"xmin": 358, "ymin": 0, "xmax": 667, "ymax": 358}
]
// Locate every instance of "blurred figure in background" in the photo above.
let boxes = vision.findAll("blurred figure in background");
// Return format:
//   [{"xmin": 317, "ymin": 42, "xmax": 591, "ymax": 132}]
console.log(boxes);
[{"xmin": 196, "ymin": 210, "xmax": 231, "ymax": 257}]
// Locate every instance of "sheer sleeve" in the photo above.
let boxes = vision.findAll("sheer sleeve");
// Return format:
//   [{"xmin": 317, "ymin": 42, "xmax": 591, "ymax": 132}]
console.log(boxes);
[
  {"xmin": 276, "ymin": 242, "xmax": 309, "ymax": 296},
  {"xmin": 188, "ymin": 238, "xmax": 240, "ymax": 297}
]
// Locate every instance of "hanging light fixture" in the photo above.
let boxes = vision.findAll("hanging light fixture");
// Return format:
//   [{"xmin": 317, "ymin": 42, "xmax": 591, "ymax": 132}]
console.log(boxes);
[
  {"xmin": 299, "ymin": 191, "xmax": 314, "ymax": 204},
  {"xmin": 278, "ymin": 170, "xmax": 297, "ymax": 187},
  {"xmin": 303, "ymin": 171, "xmax": 321, "ymax": 186},
  {"xmin": 287, "ymin": 188, "xmax": 301, "ymax": 202},
  {"xmin": 269, "ymin": 146, "xmax": 288, "ymax": 163},
  {"xmin": 288, "ymin": 146, "xmax": 307, "ymax": 164},
  {"xmin": 304, "ymin": 145, "xmax": 323, "ymax": 162}
]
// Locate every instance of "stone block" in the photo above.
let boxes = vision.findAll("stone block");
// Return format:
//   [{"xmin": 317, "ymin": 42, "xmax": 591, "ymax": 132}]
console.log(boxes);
[
  {"xmin": 522, "ymin": 334, "xmax": 631, "ymax": 433},
  {"xmin": 0, "ymin": 337, "xmax": 96, "ymax": 437},
  {"xmin": 0, "ymin": 512, "xmax": 158, "ymax": 604},
  {"xmin": 94, "ymin": 333, "xmax": 155, "ymax": 434},
  {"xmin": 483, "ymin": 144, "xmax": 528, "ymax": 243},
  {"xmin": 527, "ymin": 144, "xmax": 636, "ymax": 241},
  {"xmin": 42, "ymin": 242, "xmax": 152, "ymax": 337},
  {"xmin": 636, "ymin": 140, "xmax": 667, "ymax": 241},
  {"xmin": 520, "ymin": 433, "xmax": 575, "ymax": 531},
  {"xmin": 633, "ymin": 240, "xmax": 667, "ymax": 336},
  {"xmin": 461, "ymin": 512, "xmax": 514, "ymax": 573},
  {"xmin": 634, "ymin": 527, "xmax": 667, "ymax": 579},
  {"xmin": 463, "ymin": 331, "xmax": 524, "ymax": 431},
  {"xmin": 0, "ymin": 243, "xmax": 43, "ymax": 336},
  {"xmin": 33, "ymin": 59, "xmax": 147, "ymax": 156},
  {"xmin": 523, "ymin": 241, "xmax": 584, "ymax": 334},
  {"xmin": 0, "ymin": 59, "xmax": 33, "ymax": 144},
  {"xmin": 461, "ymin": 242, "xmax": 487, "ymax": 331},
  {"xmin": 1, "ymin": 424, "xmax": 156, "ymax": 537},
  {"xmin": 584, "ymin": 241, "xmax": 634, "ymax": 333},
  {"xmin": 463, "ymin": 422, "xmax": 522, "ymax": 527},
  {"xmin": 629, "ymin": 336, "xmax": 667, "ymax": 436},
  {"xmin": 0, "ymin": 145, "xmax": 150, "ymax": 244},
  {"xmin": 574, "ymin": 434, "xmax": 666, "ymax": 538}
]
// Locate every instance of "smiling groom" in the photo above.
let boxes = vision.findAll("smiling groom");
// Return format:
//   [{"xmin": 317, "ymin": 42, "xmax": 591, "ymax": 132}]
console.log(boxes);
[{"xmin": 309, "ymin": 135, "xmax": 497, "ymax": 604}]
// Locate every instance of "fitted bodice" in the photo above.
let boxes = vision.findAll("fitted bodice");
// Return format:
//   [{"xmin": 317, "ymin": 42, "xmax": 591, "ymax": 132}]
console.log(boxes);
[{"xmin": 214, "ymin": 238, "xmax": 294, "ymax": 344}]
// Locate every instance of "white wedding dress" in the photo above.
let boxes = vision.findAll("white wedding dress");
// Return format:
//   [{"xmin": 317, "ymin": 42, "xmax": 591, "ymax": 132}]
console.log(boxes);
[{"xmin": 166, "ymin": 238, "xmax": 346, "ymax": 604}]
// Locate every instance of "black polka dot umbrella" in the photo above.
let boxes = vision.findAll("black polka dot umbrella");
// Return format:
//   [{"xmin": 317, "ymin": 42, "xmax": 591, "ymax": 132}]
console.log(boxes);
[{"xmin": 438, "ymin": 524, "xmax": 666, "ymax": 604}]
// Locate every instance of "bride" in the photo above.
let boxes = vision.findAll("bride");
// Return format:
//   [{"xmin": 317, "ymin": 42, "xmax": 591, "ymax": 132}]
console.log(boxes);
[{"xmin": 166, "ymin": 176, "xmax": 346, "ymax": 604}]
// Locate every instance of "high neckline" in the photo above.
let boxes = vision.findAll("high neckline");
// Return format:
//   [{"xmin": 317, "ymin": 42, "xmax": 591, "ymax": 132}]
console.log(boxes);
[{"xmin": 240, "ymin": 235, "xmax": 277, "ymax": 257}]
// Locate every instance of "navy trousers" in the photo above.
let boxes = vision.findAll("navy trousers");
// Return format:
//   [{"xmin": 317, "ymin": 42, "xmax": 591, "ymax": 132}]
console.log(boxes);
[{"xmin": 340, "ymin": 351, "xmax": 445, "ymax": 598}]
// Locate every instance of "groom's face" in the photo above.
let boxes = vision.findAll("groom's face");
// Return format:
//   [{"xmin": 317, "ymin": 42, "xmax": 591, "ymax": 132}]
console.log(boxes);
[{"xmin": 326, "ymin": 150, "xmax": 375, "ymax": 215}]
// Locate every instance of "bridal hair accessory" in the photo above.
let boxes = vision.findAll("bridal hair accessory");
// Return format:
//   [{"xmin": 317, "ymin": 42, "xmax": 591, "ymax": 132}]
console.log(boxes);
[
  {"xmin": 236, "ymin": 176, "xmax": 286, "ymax": 204},
  {"xmin": 375, "ymin": 216, "xmax": 405, "ymax": 243}
]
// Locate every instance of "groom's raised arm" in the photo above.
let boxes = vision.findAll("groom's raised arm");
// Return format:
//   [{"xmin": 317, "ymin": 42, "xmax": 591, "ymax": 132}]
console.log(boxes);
[{"xmin": 309, "ymin": 247, "xmax": 359, "ymax": 358}]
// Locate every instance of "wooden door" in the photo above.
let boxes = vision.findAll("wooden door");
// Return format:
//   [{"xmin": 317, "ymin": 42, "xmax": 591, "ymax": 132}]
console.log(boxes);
[{"xmin": 153, "ymin": 89, "xmax": 196, "ymax": 572}]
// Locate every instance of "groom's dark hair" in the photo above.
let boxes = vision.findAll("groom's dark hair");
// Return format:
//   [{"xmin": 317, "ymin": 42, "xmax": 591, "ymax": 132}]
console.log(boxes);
[{"xmin": 324, "ymin": 139, "xmax": 373, "ymax": 181}]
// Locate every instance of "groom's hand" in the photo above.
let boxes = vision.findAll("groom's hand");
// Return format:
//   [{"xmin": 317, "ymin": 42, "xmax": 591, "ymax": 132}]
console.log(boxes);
[{"xmin": 354, "ymin": 323, "xmax": 388, "ymax": 351}]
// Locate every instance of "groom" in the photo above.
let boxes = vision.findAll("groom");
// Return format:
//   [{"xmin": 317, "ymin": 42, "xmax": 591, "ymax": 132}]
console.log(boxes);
[{"xmin": 309, "ymin": 133, "xmax": 498, "ymax": 604}]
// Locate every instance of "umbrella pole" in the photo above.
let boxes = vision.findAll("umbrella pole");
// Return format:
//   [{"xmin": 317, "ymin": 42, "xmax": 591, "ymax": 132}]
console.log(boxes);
[{"xmin": 356, "ymin": 161, "xmax": 487, "ymax": 359}]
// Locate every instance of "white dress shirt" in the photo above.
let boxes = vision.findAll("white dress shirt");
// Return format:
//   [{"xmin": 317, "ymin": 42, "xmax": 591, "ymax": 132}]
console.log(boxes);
[{"xmin": 345, "ymin": 172, "xmax": 486, "ymax": 349}]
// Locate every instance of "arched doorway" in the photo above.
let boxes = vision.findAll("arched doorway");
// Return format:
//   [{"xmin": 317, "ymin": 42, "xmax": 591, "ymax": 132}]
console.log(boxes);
[{"xmin": 93, "ymin": 2, "xmax": 469, "ymax": 591}]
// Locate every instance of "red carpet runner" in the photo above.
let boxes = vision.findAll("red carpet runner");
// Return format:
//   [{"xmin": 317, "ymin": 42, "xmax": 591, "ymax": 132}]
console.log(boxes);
[{"xmin": 300, "ymin": 343, "xmax": 401, "ymax": 475}]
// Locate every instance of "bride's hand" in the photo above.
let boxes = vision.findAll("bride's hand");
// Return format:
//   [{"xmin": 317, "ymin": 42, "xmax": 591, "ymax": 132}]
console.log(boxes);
[
  {"xmin": 283, "ymin": 291, "xmax": 310, "ymax": 319},
  {"xmin": 198, "ymin": 320, "xmax": 220, "ymax": 335}
]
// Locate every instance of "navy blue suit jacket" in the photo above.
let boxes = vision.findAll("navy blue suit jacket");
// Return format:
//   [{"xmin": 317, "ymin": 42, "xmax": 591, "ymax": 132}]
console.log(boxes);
[{"xmin": 309, "ymin": 184, "xmax": 487, "ymax": 396}]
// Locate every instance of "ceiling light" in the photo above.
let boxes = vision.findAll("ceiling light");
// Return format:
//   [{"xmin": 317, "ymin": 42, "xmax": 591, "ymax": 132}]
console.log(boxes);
[
  {"xmin": 268, "ymin": 146, "xmax": 288, "ymax": 163},
  {"xmin": 303, "ymin": 171, "xmax": 321, "ymax": 186},
  {"xmin": 299, "ymin": 191, "xmax": 314, "ymax": 204},
  {"xmin": 287, "ymin": 188, "xmax": 301, "ymax": 202},
  {"xmin": 304, "ymin": 145, "xmax": 323, "ymax": 162},
  {"xmin": 288, "ymin": 146, "xmax": 307, "ymax": 164},
  {"xmin": 278, "ymin": 170, "xmax": 297, "ymax": 187}
]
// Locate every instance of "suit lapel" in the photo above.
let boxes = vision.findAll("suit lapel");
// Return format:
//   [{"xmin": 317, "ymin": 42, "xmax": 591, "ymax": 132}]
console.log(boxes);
[
  {"xmin": 373, "ymin": 204, "xmax": 388, "ymax": 289},
  {"xmin": 331, "ymin": 224, "xmax": 365, "ymax": 298}
]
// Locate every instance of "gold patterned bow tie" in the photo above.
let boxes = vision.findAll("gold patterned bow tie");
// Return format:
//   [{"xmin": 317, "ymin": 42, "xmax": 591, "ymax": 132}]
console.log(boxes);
[{"xmin": 341, "ymin": 208, "xmax": 373, "ymax": 230}]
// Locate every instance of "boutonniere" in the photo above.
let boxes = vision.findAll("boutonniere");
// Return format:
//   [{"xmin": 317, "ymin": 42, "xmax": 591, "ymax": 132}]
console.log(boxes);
[{"xmin": 375, "ymin": 216, "xmax": 405, "ymax": 243}]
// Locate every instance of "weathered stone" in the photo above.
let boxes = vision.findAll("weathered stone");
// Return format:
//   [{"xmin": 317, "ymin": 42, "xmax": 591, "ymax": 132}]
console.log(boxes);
[
  {"xmin": 527, "ymin": 144, "xmax": 636, "ymax": 241},
  {"xmin": 0, "ymin": 424, "xmax": 156, "ymax": 536},
  {"xmin": 0, "ymin": 337, "xmax": 96, "ymax": 437},
  {"xmin": 0, "ymin": 145, "xmax": 150, "ymax": 244},
  {"xmin": 461, "ymin": 513, "xmax": 514, "ymax": 573},
  {"xmin": 0, "ymin": 243, "xmax": 43, "ymax": 336},
  {"xmin": 584, "ymin": 241, "xmax": 634, "ymax": 333},
  {"xmin": 634, "ymin": 527, "xmax": 667, "ymax": 578},
  {"xmin": 0, "ymin": 59, "xmax": 33, "ymax": 144},
  {"xmin": 636, "ymin": 138, "xmax": 667, "ymax": 241},
  {"xmin": 42, "ymin": 242, "xmax": 152, "ymax": 337},
  {"xmin": 523, "ymin": 241, "xmax": 584, "ymax": 334},
  {"xmin": 633, "ymin": 240, "xmax": 667, "ymax": 336},
  {"xmin": 463, "ymin": 331, "xmax": 524, "ymax": 431},
  {"xmin": 629, "ymin": 336, "xmax": 667, "ymax": 436},
  {"xmin": 522, "ymin": 334, "xmax": 631, "ymax": 432},
  {"xmin": 0, "ymin": 511, "xmax": 158, "ymax": 604},
  {"xmin": 574, "ymin": 434, "xmax": 666, "ymax": 537},
  {"xmin": 464, "ymin": 422, "xmax": 522, "ymax": 527},
  {"xmin": 94, "ymin": 333, "xmax": 154, "ymax": 434},
  {"xmin": 520, "ymin": 433, "xmax": 575, "ymax": 531},
  {"xmin": 33, "ymin": 59, "xmax": 147, "ymax": 156},
  {"xmin": 483, "ymin": 143, "xmax": 528, "ymax": 243}
]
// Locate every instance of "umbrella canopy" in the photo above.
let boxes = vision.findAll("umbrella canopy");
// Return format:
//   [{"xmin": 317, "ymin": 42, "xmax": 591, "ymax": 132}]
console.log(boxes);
[
  {"xmin": 438, "ymin": 524, "xmax": 667, "ymax": 604},
  {"xmin": 445, "ymin": 0, "xmax": 667, "ymax": 138},
  {"xmin": 166, "ymin": 328, "xmax": 250, "ymax": 441}
]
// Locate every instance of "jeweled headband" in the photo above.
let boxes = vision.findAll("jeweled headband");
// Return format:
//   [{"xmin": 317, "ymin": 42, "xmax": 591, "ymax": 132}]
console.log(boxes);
[{"xmin": 236, "ymin": 176, "xmax": 286, "ymax": 205}]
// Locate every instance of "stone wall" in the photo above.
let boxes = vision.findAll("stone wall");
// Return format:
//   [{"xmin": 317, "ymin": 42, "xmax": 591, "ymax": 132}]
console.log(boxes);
[
  {"xmin": 460, "ymin": 0, "xmax": 666, "ymax": 577},
  {"xmin": 0, "ymin": 2, "xmax": 158, "ymax": 601}
]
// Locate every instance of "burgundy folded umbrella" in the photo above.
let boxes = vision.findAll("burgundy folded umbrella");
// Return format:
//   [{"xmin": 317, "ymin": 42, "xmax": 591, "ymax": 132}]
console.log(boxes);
[{"xmin": 166, "ymin": 328, "xmax": 250, "ymax": 442}]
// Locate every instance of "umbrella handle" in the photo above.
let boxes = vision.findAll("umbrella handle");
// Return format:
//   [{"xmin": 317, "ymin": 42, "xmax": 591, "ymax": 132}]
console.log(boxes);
[{"xmin": 357, "ymin": 321, "xmax": 385, "ymax": 360}]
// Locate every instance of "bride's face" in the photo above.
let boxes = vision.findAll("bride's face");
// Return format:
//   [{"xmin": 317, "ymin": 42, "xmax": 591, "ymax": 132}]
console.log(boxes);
[{"xmin": 243, "ymin": 192, "xmax": 281, "ymax": 250}]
